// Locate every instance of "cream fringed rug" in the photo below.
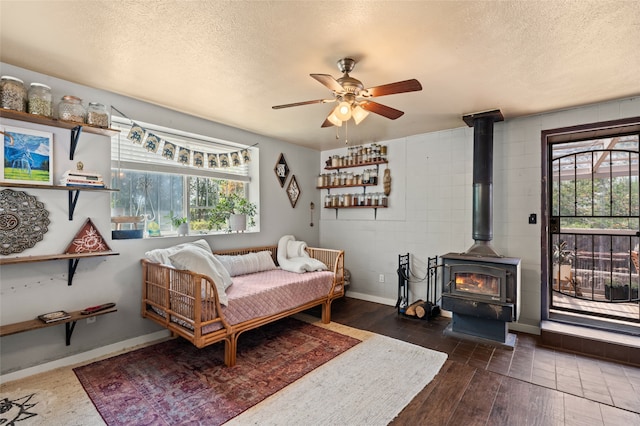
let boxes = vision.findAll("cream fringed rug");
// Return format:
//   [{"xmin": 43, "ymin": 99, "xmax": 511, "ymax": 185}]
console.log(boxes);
[
  {"xmin": 0, "ymin": 315, "xmax": 447, "ymax": 425},
  {"xmin": 228, "ymin": 321, "xmax": 448, "ymax": 425}
]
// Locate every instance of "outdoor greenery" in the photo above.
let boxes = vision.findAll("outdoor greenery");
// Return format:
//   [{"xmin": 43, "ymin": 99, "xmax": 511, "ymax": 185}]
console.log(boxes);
[
  {"xmin": 111, "ymin": 170, "xmax": 253, "ymax": 234},
  {"xmin": 207, "ymin": 192, "xmax": 257, "ymax": 231},
  {"xmin": 552, "ymin": 168, "xmax": 639, "ymax": 230}
]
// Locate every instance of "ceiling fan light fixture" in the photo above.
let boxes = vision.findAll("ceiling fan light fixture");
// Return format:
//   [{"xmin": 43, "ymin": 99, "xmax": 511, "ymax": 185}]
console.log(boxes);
[
  {"xmin": 335, "ymin": 101, "xmax": 352, "ymax": 121},
  {"xmin": 352, "ymin": 104, "xmax": 370, "ymax": 125},
  {"xmin": 327, "ymin": 109, "xmax": 343, "ymax": 127}
]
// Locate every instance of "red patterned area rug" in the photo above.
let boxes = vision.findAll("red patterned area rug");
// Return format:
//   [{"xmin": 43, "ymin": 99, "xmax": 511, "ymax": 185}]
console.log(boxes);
[{"xmin": 74, "ymin": 317, "xmax": 360, "ymax": 425}]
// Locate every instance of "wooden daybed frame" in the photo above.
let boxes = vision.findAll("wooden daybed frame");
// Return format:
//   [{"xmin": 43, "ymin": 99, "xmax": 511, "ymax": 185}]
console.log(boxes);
[{"xmin": 141, "ymin": 245, "xmax": 345, "ymax": 366}]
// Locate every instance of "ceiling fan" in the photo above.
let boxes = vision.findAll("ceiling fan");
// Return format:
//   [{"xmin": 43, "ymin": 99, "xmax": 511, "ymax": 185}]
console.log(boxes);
[{"xmin": 272, "ymin": 58, "xmax": 422, "ymax": 127}]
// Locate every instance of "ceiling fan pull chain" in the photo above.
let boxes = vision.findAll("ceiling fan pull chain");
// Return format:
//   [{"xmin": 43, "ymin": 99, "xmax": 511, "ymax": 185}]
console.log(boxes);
[{"xmin": 345, "ymin": 120, "xmax": 349, "ymax": 144}]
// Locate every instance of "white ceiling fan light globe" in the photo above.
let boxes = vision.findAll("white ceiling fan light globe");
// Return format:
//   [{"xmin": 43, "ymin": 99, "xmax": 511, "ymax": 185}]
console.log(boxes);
[
  {"xmin": 352, "ymin": 104, "xmax": 370, "ymax": 125},
  {"xmin": 327, "ymin": 108, "xmax": 343, "ymax": 127},
  {"xmin": 335, "ymin": 101, "xmax": 352, "ymax": 121}
]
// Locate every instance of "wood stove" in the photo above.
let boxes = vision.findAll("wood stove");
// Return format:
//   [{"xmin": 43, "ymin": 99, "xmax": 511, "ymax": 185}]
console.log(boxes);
[
  {"xmin": 441, "ymin": 253, "xmax": 521, "ymax": 345},
  {"xmin": 441, "ymin": 109, "xmax": 521, "ymax": 347}
]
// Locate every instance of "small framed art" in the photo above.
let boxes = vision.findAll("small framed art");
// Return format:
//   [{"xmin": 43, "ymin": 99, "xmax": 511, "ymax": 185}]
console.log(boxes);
[
  {"xmin": 274, "ymin": 153, "xmax": 289, "ymax": 187},
  {"xmin": 287, "ymin": 175, "xmax": 301, "ymax": 208},
  {"xmin": 1, "ymin": 125, "xmax": 54, "ymax": 185}
]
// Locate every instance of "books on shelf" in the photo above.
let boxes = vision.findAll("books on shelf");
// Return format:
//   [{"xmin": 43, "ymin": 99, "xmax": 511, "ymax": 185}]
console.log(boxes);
[
  {"xmin": 61, "ymin": 169, "xmax": 105, "ymax": 187},
  {"xmin": 38, "ymin": 310, "xmax": 71, "ymax": 323},
  {"xmin": 60, "ymin": 178, "xmax": 105, "ymax": 187},
  {"xmin": 63, "ymin": 169, "xmax": 103, "ymax": 180}
]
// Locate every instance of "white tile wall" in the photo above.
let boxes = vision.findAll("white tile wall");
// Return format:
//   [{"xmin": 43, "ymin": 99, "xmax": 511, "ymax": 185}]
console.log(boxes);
[{"xmin": 320, "ymin": 96, "xmax": 640, "ymax": 331}]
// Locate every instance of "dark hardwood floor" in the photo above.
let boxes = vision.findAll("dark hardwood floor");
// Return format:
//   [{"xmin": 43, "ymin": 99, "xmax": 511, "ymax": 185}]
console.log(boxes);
[{"xmin": 311, "ymin": 297, "xmax": 640, "ymax": 425}]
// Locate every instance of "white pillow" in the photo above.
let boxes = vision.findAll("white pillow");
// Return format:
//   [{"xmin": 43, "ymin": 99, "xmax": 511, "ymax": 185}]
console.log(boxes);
[
  {"xmin": 169, "ymin": 245, "xmax": 233, "ymax": 306},
  {"xmin": 145, "ymin": 239, "xmax": 212, "ymax": 265},
  {"xmin": 215, "ymin": 251, "xmax": 277, "ymax": 277}
]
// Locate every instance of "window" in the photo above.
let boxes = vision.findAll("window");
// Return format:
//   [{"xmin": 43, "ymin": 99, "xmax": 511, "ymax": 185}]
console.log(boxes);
[{"xmin": 110, "ymin": 117, "xmax": 259, "ymax": 236}]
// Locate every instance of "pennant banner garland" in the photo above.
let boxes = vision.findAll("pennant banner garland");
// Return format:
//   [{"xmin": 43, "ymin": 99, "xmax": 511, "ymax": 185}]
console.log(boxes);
[
  {"xmin": 208, "ymin": 153, "xmax": 219, "ymax": 168},
  {"xmin": 193, "ymin": 151, "xmax": 205, "ymax": 168},
  {"xmin": 144, "ymin": 133, "xmax": 161, "ymax": 153},
  {"xmin": 125, "ymin": 121, "xmax": 252, "ymax": 169},
  {"xmin": 162, "ymin": 142, "xmax": 176, "ymax": 160},
  {"xmin": 177, "ymin": 147, "xmax": 191, "ymax": 165}
]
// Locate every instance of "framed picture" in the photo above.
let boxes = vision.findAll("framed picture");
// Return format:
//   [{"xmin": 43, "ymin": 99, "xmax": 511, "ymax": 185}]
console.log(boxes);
[
  {"xmin": 1, "ymin": 125, "xmax": 54, "ymax": 185},
  {"xmin": 274, "ymin": 153, "xmax": 289, "ymax": 187},
  {"xmin": 287, "ymin": 175, "xmax": 301, "ymax": 208}
]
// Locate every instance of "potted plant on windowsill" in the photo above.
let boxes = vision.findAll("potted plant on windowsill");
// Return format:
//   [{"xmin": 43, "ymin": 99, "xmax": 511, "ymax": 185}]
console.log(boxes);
[
  {"xmin": 166, "ymin": 211, "xmax": 189, "ymax": 236},
  {"xmin": 207, "ymin": 193, "xmax": 257, "ymax": 233},
  {"xmin": 552, "ymin": 240, "xmax": 574, "ymax": 290}
]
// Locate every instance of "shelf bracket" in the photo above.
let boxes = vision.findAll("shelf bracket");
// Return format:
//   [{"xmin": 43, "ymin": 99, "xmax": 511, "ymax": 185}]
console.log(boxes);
[
  {"xmin": 65, "ymin": 321, "xmax": 77, "ymax": 345},
  {"xmin": 69, "ymin": 125, "xmax": 83, "ymax": 160},
  {"xmin": 68, "ymin": 189, "xmax": 80, "ymax": 221},
  {"xmin": 68, "ymin": 258, "xmax": 80, "ymax": 286}
]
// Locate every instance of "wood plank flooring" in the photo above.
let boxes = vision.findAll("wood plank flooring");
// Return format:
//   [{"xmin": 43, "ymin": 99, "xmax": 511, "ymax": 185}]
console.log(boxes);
[{"xmin": 312, "ymin": 297, "xmax": 640, "ymax": 425}]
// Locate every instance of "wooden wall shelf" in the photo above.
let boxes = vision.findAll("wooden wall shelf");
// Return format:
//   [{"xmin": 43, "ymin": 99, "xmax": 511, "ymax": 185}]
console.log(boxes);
[
  {"xmin": 1, "ymin": 108, "xmax": 119, "ymax": 160},
  {"xmin": 324, "ymin": 159, "xmax": 388, "ymax": 171},
  {"xmin": 0, "ymin": 182, "xmax": 118, "ymax": 221},
  {"xmin": 0, "ymin": 307, "xmax": 117, "ymax": 345},
  {"xmin": 0, "ymin": 252, "xmax": 119, "ymax": 286}
]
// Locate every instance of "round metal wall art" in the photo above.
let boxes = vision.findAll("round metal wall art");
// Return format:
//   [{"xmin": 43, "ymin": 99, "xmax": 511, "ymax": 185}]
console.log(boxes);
[{"xmin": 0, "ymin": 189, "xmax": 50, "ymax": 255}]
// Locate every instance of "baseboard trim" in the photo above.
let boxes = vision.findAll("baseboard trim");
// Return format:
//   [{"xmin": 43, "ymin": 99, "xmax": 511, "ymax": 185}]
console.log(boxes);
[
  {"xmin": 346, "ymin": 291, "xmax": 396, "ymax": 307},
  {"xmin": 1, "ymin": 330, "xmax": 171, "ymax": 383}
]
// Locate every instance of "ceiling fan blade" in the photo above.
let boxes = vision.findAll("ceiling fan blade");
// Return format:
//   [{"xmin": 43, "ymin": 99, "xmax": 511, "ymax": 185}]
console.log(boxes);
[
  {"xmin": 363, "ymin": 79, "xmax": 422, "ymax": 97},
  {"xmin": 310, "ymin": 74, "xmax": 344, "ymax": 92},
  {"xmin": 321, "ymin": 118, "xmax": 334, "ymax": 128},
  {"xmin": 359, "ymin": 100, "xmax": 405, "ymax": 120},
  {"xmin": 272, "ymin": 99, "xmax": 334, "ymax": 109}
]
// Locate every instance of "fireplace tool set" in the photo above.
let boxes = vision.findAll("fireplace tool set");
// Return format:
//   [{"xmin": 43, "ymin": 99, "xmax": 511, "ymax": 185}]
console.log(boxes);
[{"xmin": 396, "ymin": 253, "xmax": 440, "ymax": 320}]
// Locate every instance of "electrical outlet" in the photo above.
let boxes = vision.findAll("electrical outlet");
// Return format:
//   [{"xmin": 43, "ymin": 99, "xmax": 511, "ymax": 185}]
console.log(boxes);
[
  {"xmin": 379, "ymin": 274, "xmax": 385, "ymax": 283},
  {"xmin": 86, "ymin": 316, "xmax": 96, "ymax": 324}
]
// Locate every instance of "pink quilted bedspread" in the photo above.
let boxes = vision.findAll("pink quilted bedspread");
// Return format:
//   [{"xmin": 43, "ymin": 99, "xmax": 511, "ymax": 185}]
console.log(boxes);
[{"xmin": 200, "ymin": 269, "xmax": 338, "ymax": 334}]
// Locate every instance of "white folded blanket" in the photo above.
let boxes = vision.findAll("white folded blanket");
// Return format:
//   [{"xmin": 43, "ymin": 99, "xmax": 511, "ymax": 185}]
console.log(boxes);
[
  {"xmin": 286, "ymin": 240, "xmax": 308, "ymax": 258},
  {"xmin": 277, "ymin": 235, "xmax": 328, "ymax": 274}
]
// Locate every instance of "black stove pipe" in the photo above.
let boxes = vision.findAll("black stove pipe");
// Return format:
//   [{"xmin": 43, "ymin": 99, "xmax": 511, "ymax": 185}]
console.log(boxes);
[{"xmin": 462, "ymin": 109, "xmax": 504, "ymax": 257}]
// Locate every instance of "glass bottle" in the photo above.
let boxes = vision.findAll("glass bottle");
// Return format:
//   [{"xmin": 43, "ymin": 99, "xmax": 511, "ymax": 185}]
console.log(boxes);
[
  {"xmin": 27, "ymin": 83, "xmax": 52, "ymax": 117},
  {"xmin": 86, "ymin": 102, "xmax": 110, "ymax": 128},
  {"xmin": 58, "ymin": 95, "xmax": 86, "ymax": 123},
  {"xmin": 0, "ymin": 76, "xmax": 27, "ymax": 111}
]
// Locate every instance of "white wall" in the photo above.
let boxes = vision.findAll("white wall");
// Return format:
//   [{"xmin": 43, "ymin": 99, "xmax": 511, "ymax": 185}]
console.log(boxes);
[
  {"xmin": 320, "ymin": 96, "xmax": 640, "ymax": 334},
  {"xmin": 0, "ymin": 63, "xmax": 323, "ymax": 376}
]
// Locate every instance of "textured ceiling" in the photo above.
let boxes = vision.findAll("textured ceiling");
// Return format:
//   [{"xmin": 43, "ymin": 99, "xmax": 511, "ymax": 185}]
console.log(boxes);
[{"xmin": 1, "ymin": 1, "xmax": 639, "ymax": 151}]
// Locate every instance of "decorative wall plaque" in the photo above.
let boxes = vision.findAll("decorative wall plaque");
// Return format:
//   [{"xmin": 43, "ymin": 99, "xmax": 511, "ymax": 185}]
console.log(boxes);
[
  {"xmin": 274, "ymin": 153, "xmax": 290, "ymax": 187},
  {"xmin": 287, "ymin": 175, "xmax": 301, "ymax": 208},
  {"xmin": 65, "ymin": 218, "xmax": 111, "ymax": 254},
  {"xmin": 0, "ymin": 189, "xmax": 50, "ymax": 255}
]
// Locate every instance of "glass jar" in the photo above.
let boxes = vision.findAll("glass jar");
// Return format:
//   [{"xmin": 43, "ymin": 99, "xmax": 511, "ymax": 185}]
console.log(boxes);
[
  {"xmin": 58, "ymin": 95, "xmax": 85, "ymax": 123},
  {"xmin": 27, "ymin": 83, "xmax": 53, "ymax": 117},
  {"xmin": 0, "ymin": 76, "xmax": 27, "ymax": 111},
  {"xmin": 86, "ymin": 102, "xmax": 110, "ymax": 128}
]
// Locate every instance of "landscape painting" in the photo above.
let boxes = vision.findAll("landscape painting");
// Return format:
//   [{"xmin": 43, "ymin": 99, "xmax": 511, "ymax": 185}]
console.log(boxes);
[{"xmin": 1, "ymin": 126, "xmax": 53, "ymax": 185}]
